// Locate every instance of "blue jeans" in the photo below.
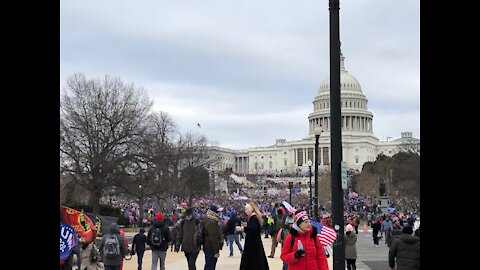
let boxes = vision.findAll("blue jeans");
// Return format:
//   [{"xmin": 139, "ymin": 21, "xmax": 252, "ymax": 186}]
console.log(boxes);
[
  {"xmin": 137, "ymin": 250, "xmax": 145, "ymax": 270},
  {"xmin": 151, "ymin": 250, "xmax": 166, "ymax": 270},
  {"xmin": 227, "ymin": 234, "xmax": 243, "ymax": 256},
  {"xmin": 203, "ymin": 247, "xmax": 218, "ymax": 270}
]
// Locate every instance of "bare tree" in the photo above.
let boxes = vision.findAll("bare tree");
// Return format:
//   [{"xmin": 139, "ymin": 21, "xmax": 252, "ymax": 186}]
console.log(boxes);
[
  {"xmin": 171, "ymin": 133, "xmax": 221, "ymax": 203},
  {"xmin": 60, "ymin": 73, "xmax": 152, "ymax": 214},
  {"xmin": 398, "ymin": 140, "xmax": 420, "ymax": 155}
]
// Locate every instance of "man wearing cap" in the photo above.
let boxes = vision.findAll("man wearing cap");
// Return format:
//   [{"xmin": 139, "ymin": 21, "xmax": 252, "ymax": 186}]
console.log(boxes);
[
  {"xmin": 147, "ymin": 213, "xmax": 172, "ymax": 270},
  {"xmin": 175, "ymin": 207, "xmax": 200, "ymax": 270},
  {"xmin": 280, "ymin": 210, "xmax": 329, "ymax": 270},
  {"xmin": 203, "ymin": 205, "xmax": 223, "ymax": 270}
]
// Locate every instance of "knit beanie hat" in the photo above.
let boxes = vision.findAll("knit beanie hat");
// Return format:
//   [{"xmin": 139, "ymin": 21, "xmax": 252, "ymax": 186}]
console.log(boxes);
[
  {"xmin": 209, "ymin": 205, "xmax": 218, "ymax": 212},
  {"xmin": 294, "ymin": 210, "xmax": 309, "ymax": 227},
  {"xmin": 346, "ymin": 224, "xmax": 354, "ymax": 232},
  {"xmin": 155, "ymin": 213, "xmax": 163, "ymax": 221}
]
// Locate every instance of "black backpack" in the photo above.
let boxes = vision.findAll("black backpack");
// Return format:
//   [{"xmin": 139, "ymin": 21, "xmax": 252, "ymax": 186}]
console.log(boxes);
[
  {"xmin": 103, "ymin": 234, "xmax": 120, "ymax": 258},
  {"xmin": 151, "ymin": 227, "xmax": 163, "ymax": 247}
]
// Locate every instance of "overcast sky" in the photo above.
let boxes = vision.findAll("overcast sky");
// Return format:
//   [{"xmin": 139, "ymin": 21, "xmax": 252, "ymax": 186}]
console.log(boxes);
[{"xmin": 60, "ymin": 0, "xmax": 419, "ymax": 150}]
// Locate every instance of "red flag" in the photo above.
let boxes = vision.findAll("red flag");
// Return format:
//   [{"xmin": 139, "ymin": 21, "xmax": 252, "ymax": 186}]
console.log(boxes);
[{"xmin": 60, "ymin": 205, "xmax": 97, "ymax": 243}]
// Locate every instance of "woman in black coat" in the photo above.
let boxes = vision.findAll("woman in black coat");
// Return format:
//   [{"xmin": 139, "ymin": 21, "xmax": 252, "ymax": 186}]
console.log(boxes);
[{"xmin": 236, "ymin": 202, "xmax": 270, "ymax": 270}]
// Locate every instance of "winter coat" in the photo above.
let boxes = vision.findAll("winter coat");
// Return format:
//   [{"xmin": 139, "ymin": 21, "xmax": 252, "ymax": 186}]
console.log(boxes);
[
  {"xmin": 387, "ymin": 227, "xmax": 402, "ymax": 247},
  {"xmin": 131, "ymin": 232, "xmax": 147, "ymax": 253},
  {"xmin": 280, "ymin": 226, "xmax": 329, "ymax": 270},
  {"xmin": 99, "ymin": 223, "xmax": 128, "ymax": 266},
  {"xmin": 203, "ymin": 210, "xmax": 223, "ymax": 255},
  {"xmin": 344, "ymin": 232, "xmax": 357, "ymax": 259},
  {"xmin": 177, "ymin": 217, "xmax": 200, "ymax": 253},
  {"xmin": 239, "ymin": 214, "xmax": 270, "ymax": 270},
  {"xmin": 80, "ymin": 242, "xmax": 105, "ymax": 270},
  {"xmin": 388, "ymin": 233, "xmax": 420, "ymax": 270},
  {"xmin": 147, "ymin": 221, "xmax": 172, "ymax": 251},
  {"xmin": 371, "ymin": 222, "xmax": 381, "ymax": 236},
  {"xmin": 226, "ymin": 216, "xmax": 241, "ymax": 235}
]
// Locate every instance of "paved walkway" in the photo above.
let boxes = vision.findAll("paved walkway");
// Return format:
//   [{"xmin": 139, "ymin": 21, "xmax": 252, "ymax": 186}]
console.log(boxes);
[
  {"xmin": 121, "ymin": 226, "xmax": 390, "ymax": 270},
  {"xmin": 122, "ymin": 234, "xmax": 332, "ymax": 270}
]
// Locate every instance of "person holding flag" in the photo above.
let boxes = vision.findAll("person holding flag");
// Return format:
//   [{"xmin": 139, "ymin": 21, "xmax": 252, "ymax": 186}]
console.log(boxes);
[{"xmin": 280, "ymin": 210, "xmax": 329, "ymax": 270}]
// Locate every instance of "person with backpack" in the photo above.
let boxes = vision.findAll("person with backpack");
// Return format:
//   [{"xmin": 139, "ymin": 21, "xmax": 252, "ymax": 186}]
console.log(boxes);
[
  {"xmin": 98, "ymin": 223, "xmax": 128, "ymax": 270},
  {"xmin": 175, "ymin": 207, "xmax": 201, "ymax": 270},
  {"xmin": 147, "ymin": 213, "xmax": 172, "ymax": 270},
  {"xmin": 267, "ymin": 208, "xmax": 284, "ymax": 258},
  {"xmin": 131, "ymin": 227, "xmax": 147, "ymax": 270},
  {"xmin": 280, "ymin": 210, "xmax": 329, "ymax": 270},
  {"xmin": 79, "ymin": 241, "xmax": 105, "ymax": 270}
]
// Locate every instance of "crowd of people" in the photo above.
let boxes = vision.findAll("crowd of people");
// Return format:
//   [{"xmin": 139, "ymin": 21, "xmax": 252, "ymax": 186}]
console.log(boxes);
[{"xmin": 61, "ymin": 172, "xmax": 420, "ymax": 270}]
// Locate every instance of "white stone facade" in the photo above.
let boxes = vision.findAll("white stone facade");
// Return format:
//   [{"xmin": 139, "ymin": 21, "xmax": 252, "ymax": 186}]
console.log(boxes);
[{"xmin": 210, "ymin": 55, "xmax": 419, "ymax": 174}]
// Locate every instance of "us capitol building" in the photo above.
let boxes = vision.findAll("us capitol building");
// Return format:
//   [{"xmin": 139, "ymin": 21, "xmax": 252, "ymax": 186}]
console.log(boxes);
[{"xmin": 211, "ymin": 54, "xmax": 419, "ymax": 175}]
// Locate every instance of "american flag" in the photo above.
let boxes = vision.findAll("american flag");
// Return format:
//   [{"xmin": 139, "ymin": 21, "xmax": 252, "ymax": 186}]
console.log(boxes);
[{"xmin": 311, "ymin": 220, "xmax": 337, "ymax": 246}]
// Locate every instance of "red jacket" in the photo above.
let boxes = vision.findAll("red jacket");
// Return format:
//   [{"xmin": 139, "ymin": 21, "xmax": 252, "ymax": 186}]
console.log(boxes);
[{"xmin": 280, "ymin": 228, "xmax": 329, "ymax": 270}]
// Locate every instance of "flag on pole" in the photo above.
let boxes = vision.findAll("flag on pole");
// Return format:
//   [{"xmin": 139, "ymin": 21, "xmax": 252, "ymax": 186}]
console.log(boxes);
[
  {"xmin": 311, "ymin": 219, "xmax": 337, "ymax": 246},
  {"xmin": 282, "ymin": 201, "xmax": 296, "ymax": 214},
  {"xmin": 60, "ymin": 205, "xmax": 97, "ymax": 243},
  {"xmin": 60, "ymin": 222, "xmax": 78, "ymax": 261}
]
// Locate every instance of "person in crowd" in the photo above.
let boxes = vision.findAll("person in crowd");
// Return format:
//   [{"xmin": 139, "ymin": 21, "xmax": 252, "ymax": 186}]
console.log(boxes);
[
  {"xmin": 225, "ymin": 210, "xmax": 244, "ymax": 257},
  {"xmin": 263, "ymin": 214, "xmax": 270, "ymax": 238},
  {"xmin": 131, "ymin": 227, "xmax": 147, "ymax": 270},
  {"xmin": 175, "ymin": 207, "xmax": 201, "ymax": 270},
  {"xmin": 345, "ymin": 224, "xmax": 357, "ymax": 270},
  {"xmin": 236, "ymin": 201, "xmax": 270, "ymax": 270},
  {"xmin": 280, "ymin": 210, "xmax": 329, "ymax": 270},
  {"xmin": 78, "ymin": 241, "xmax": 105, "ymax": 270},
  {"xmin": 413, "ymin": 216, "xmax": 420, "ymax": 232},
  {"xmin": 371, "ymin": 219, "xmax": 381, "ymax": 248},
  {"xmin": 202, "ymin": 205, "xmax": 224, "ymax": 270},
  {"xmin": 62, "ymin": 235, "xmax": 82, "ymax": 270},
  {"xmin": 352, "ymin": 215, "xmax": 360, "ymax": 235},
  {"xmin": 278, "ymin": 213, "xmax": 295, "ymax": 270},
  {"xmin": 268, "ymin": 208, "xmax": 284, "ymax": 258},
  {"xmin": 119, "ymin": 230, "xmax": 129, "ymax": 270},
  {"xmin": 381, "ymin": 217, "xmax": 392, "ymax": 245},
  {"xmin": 413, "ymin": 226, "xmax": 420, "ymax": 238},
  {"xmin": 147, "ymin": 213, "xmax": 172, "ymax": 270},
  {"xmin": 386, "ymin": 221, "xmax": 402, "ymax": 248},
  {"xmin": 388, "ymin": 225, "xmax": 420, "ymax": 270},
  {"xmin": 99, "ymin": 223, "xmax": 128, "ymax": 270}
]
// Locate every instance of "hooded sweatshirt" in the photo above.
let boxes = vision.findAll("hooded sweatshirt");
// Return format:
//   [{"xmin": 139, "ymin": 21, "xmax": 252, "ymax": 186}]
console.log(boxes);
[
  {"xmin": 388, "ymin": 233, "xmax": 420, "ymax": 270},
  {"xmin": 99, "ymin": 223, "xmax": 128, "ymax": 266}
]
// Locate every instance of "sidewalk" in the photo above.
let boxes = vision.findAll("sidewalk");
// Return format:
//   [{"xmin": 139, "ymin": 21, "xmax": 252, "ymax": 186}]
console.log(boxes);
[{"xmin": 121, "ymin": 234, "xmax": 333, "ymax": 270}]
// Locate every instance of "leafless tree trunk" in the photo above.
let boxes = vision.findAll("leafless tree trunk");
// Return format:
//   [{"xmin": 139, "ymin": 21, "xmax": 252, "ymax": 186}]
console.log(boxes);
[{"xmin": 60, "ymin": 73, "xmax": 152, "ymax": 214}]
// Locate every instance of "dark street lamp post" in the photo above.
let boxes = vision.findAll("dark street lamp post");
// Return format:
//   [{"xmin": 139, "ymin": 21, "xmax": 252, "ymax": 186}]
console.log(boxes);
[
  {"xmin": 329, "ymin": 0, "xmax": 345, "ymax": 269},
  {"xmin": 288, "ymin": 181, "xmax": 293, "ymax": 205},
  {"xmin": 307, "ymin": 159, "xmax": 313, "ymax": 215},
  {"xmin": 313, "ymin": 126, "xmax": 323, "ymax": 220}
]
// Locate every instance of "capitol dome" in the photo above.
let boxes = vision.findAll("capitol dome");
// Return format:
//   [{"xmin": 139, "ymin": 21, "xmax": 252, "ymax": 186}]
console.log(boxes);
[{"xmin": 317, "ymin": 54, "xmax": 362, "ymax": 94}]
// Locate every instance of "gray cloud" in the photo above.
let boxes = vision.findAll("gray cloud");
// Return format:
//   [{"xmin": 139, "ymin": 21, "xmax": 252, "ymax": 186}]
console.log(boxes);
[{"xmin": 61, "ymin": 0, "xmax": 419, "ymax": 149}]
